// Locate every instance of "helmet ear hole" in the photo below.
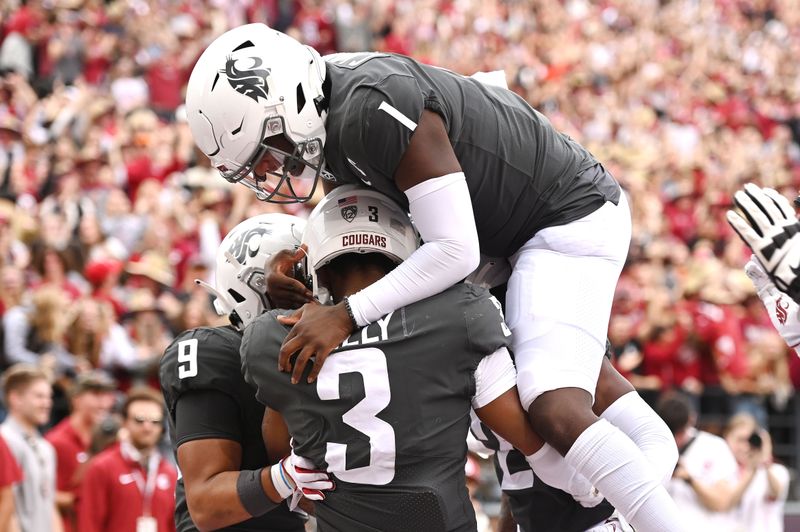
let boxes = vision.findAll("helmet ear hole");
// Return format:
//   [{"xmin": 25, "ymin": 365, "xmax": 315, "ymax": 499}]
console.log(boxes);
[
  {"xmin": 296, "ymin": 83, "xmax": 306, "ymax": 114},
  {"xmin": 228, "ymin": 289, "xmax": 246, "ymax": 303}
]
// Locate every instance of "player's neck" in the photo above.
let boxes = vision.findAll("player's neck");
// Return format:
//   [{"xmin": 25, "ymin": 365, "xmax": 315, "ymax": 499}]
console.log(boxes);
[{"xmin": 334, "ymin": 266, "xmax": 387, "ymax": 302}]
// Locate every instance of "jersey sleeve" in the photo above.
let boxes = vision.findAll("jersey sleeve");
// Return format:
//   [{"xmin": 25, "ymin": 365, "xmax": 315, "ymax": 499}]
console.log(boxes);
[
  {"xmin": 240, "ymin": 311, "xmax": 291, "ymax": 409},
  {"xmin": 463, "ymin": 285, "xmax": 513, "ymax": 357},
  {"xmin": 159, "ymin": 327, "xmax": 243, "ymax": 419},
  {"xmin": 173, "ymin": 389, "xmax": 244, "ymax": 447},
  {"xmin": 344, "ymin": 73, "xmax": 426, "ymax": 180},
  {"xmin": 472, "ymin": 347, "xmax": 517, "ymax": 409}
]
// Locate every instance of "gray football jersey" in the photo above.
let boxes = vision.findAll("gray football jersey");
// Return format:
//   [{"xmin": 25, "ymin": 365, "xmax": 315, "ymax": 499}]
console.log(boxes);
[
  {"xmin": 322, "ymin": 52, "xmax": 621, "ymax": 257},
  {"xmin": 241, "ymin": 283, "xmax": 510, "ymax": 532}
]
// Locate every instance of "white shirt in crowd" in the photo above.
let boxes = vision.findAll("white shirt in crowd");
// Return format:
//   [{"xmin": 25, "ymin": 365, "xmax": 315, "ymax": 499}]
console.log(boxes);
[
  {"xmin": 667, "ymin": 429, "xmax": 739, "ymax": 532},
  {"xmin": 734, "ymin": 462, "xmax": 790, "ymax": 532}
]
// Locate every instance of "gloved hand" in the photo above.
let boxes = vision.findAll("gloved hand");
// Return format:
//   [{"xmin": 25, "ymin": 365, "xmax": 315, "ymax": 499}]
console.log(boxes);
[
  {"xmin": 271, "ymin": 450, "xmax": 335, "ymax": 509},
  {"xmin": 744, "ymin": 255, "xmax": 800, "ymax": 349},
  {"xmin": 727, "ymin": 184, "xmax": 800, "ymax": 302}
]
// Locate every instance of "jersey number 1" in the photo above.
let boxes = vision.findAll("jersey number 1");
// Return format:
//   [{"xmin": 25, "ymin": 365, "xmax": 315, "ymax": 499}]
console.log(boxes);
[{"xmin": 316, "ymin": 348, "xmax": 396, "ymax": 485}]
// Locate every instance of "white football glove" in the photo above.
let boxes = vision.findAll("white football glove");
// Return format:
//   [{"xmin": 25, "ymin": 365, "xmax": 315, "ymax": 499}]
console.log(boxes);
[
  {"xmin": 745, "ymin": 256, "xmax": 800, "ymax": 350},
  {"xmin": 727, "ymin": 184, "xmax": 800, "ymax": 302},
  {"xmin": 271, "ymin": 450, "xmax": 335, "ymax": 509}
]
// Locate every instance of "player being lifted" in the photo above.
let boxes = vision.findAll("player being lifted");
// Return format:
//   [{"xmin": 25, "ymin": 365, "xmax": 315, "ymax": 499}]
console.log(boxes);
[
  {"xmin": 240, "ymin": 186, "xmax": 602, "ymax": 532},
  {"xmin": 159, "ymin": 213, "xmax": 330, "ymax": 532},
  {"xmin": 185, "ymin": 24, "xmax": 683, "ymax": 531}
]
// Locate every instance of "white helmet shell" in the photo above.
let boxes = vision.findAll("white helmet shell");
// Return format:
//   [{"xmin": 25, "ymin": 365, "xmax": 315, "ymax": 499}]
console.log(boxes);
[
  {"xmin": 185, "ymin": 23, "xmax": 328, "ymax": 202},
  {"xmin": 302, "ymin": 185, "xmax": 420, "ymax": 304},
  {"xmin": 203, "ymin": 212, "xmax": 305, "ymax": 329}
]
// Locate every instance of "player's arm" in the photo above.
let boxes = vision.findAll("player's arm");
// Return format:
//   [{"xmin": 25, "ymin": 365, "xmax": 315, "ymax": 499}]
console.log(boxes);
[
  {"xmin": 176, "ymin": 391, "xmax": 331, "ymax": 531},
  {"xmin": 279, "ymin": 109, "xmax": 480, "ymax": 383},
  {"xmin": 472, "ymin": 347, "xmax": 600, "ymax": 504},
  {"xmin": 471, "ymin": 347, "xmax": 543, "ymax": 456},
  {"xmin": 262, "ymin": 407, "xmax": 292, "ymax": 460}
]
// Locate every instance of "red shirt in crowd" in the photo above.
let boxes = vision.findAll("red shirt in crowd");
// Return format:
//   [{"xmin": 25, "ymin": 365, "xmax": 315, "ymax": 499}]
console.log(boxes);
[
  {"xmin": 46, "ymin": 417, "xmax": 91, "ymax": 532},
  {"xmin": 78, "ymin": 442, "xmax": 176, "ymax": 532},
  {"xmin": 0, "ymin": 433, "xmax": 22, "ymax": 488}
]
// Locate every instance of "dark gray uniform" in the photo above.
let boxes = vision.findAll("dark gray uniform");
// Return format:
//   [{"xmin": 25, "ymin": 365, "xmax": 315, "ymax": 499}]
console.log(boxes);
[
  {"xmin": 322, "ymin": 52, "xmax": 620, "ymax": 257},
  {"xmin": 241, "ymin": 283, "xmax": 510, "ymax": 532},
  {"xmin": 470, "ymin": 416, "xmax": 614, "ymax": 532},
  {"xmin": 159, "ymin": 326, "xmax": 303, "ymax": 532}
]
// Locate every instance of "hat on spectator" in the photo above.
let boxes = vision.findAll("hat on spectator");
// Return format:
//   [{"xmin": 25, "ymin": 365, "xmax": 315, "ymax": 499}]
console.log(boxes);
[
  {"xmin": 125, "ymin": 251, "xmax": 175, "ymax": 287},
  {"xmin": 122, "ymin": 289, "xmax": 165, "ymax": 320},
  {"xmin": 71, "ymin": 371, "xmax": 117, "ymax": 397},
  {"xmin": 84, "ymin": 259, "xmax": 123, "ymax": 286}
]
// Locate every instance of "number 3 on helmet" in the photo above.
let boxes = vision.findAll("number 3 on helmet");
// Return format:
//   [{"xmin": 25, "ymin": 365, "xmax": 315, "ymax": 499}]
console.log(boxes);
[{"xmin": 185, "ymin": 23, "xmax": 328, "ymax": 203}]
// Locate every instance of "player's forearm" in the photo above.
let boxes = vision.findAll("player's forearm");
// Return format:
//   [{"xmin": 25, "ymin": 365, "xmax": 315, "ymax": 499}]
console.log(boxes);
[
  {"xmin": 475, "ymin": 388, "xmax": 544, "ymax": 456},
  {"xmin": 187, "ymin": 471, "xmax": 255, "ymax": 532}
]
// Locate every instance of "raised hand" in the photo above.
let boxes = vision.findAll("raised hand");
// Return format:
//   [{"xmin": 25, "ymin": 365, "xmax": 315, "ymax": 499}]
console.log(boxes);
[{"xmin": 727, "ymin": 184, "xmax": 800, "ymax": 302}]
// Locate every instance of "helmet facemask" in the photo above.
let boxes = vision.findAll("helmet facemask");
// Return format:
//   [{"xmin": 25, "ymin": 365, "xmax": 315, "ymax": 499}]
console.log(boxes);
[{"xmin": 220, "ymin": 115, "xmax": 327, "ymax": 204}]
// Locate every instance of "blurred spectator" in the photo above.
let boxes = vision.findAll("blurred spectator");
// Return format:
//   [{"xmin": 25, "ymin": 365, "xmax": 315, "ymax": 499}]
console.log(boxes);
[
  {"xmin": 0, "ymin": 432, "xmax": 22, "ymax": 531},
  {"xmin": 122, "ymin": 290, "xmax": 173, "ymax": 386},
  {"xmin": 63, "ymin": 297, "xmax": 136, "ymax": 375},
  {"xmin": 658, "ymin": 392, "xmax": 740, "ymax": 531},
  {"xmin": 83, "ymin": 258, "xmax": 126, "ymax": 318},
  {"xmin": 3, "ymin": 286, "xmax": 75, "ymax": 378},
  {"xmin": 723, "ymin": 413, "xmax": 790, "ymax": 532},
  {"xmin": 0, "ymin": 364, "xmax": 59, "ymax": 532},
  {"xmin": 46, "ymin": 371, "xmax": 116, "ymax": 532},
  {"xmin": 78, "ymin": 386, "xmax": 176, "ymax": 532}
]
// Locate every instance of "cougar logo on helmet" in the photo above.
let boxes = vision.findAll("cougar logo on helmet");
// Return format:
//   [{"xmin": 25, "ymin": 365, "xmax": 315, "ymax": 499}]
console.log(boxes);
[
  {"xmin": 223, "ymin": 56, "xmax": 270, "ymax": 103},
  {"xmin": 227, "ymin": 227, "xmax": 269, "ymax": 263}
]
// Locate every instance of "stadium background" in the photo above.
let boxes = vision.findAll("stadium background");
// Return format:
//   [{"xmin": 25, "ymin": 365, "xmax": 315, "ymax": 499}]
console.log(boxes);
[{"xmin": 1, "ymin": 0, "xmax": 799, "ymax": 526}]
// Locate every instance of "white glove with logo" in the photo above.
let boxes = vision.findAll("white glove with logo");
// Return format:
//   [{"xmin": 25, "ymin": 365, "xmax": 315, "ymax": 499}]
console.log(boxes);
[
  {"xmin": 271, "ymin": 450, "xmax": 335, "ymax": 510},
  {"xmin": 727, "ymin": 184, "xmax": 800, "ymax": 302},
  {"xmin": 745, "ymin": 255, "xmax": 800, "ymax": 350}
]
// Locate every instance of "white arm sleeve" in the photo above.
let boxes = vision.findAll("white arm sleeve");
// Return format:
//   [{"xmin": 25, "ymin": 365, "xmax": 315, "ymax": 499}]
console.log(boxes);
[
  {"xmin": 347, "ymin": 172, "xmax": 480, "ymax": 326},
  {"xmin": 471, "ymin": 347, "xmax": 517, "ymax": 409}
]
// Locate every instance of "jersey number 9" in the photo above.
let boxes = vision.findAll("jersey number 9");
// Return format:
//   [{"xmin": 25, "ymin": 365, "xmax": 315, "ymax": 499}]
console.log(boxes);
[{"xmin": 177, "ymin": 339, "xmax": 199, "ymax": 379}]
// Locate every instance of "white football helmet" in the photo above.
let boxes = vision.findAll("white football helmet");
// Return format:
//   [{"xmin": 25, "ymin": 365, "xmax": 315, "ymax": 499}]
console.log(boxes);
[
  {"xmin": 303, "ymin": 185, "xmax": 420, "ymax": 304},
  {"xmin": 198, "ymin": 213, "xmax": 305, "ymax": 330},
  {"xmin": 185, "ymin": 23, "xmax": 328, "ymax": 203}
]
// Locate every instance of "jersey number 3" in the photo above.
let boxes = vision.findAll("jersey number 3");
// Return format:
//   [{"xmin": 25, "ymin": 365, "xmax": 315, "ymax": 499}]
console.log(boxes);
[
  {"xmin": 177, "ymin": 339, "xmax": 198, "ymax": 379},
  {"xmin": 316, "ymin": 348, "xmax": 396, "ymax": 485}
]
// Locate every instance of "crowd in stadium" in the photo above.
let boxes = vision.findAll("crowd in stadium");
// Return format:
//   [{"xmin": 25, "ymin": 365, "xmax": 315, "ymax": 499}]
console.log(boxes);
[{"xmin": 0, "ymin": 0, "xmax": 799, "ymax": 530}]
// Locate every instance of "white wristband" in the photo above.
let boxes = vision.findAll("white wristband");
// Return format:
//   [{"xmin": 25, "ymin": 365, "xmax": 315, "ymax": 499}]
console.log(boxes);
[{"xmin": 270, "ymin": 460, "xmax": 294, "ymax": 500}]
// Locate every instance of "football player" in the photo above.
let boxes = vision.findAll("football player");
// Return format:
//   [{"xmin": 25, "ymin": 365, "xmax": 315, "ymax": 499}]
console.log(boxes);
[
  {"xmin": 185, "ymin": 24, "xmax": 683, "ymax": 532},
  {"xmin": 240, "ymin": 186, "xmax": 600, "ymax": 532},
  {"xmin": 159, "ymin": 213, "xmax": 330, "ymax": 532}
]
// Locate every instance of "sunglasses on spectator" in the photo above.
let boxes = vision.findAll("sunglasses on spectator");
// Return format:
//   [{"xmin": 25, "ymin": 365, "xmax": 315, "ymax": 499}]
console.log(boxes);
[{"xmin": 130, "ymin": 416, "xmax": 163, "ymax": 426}]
